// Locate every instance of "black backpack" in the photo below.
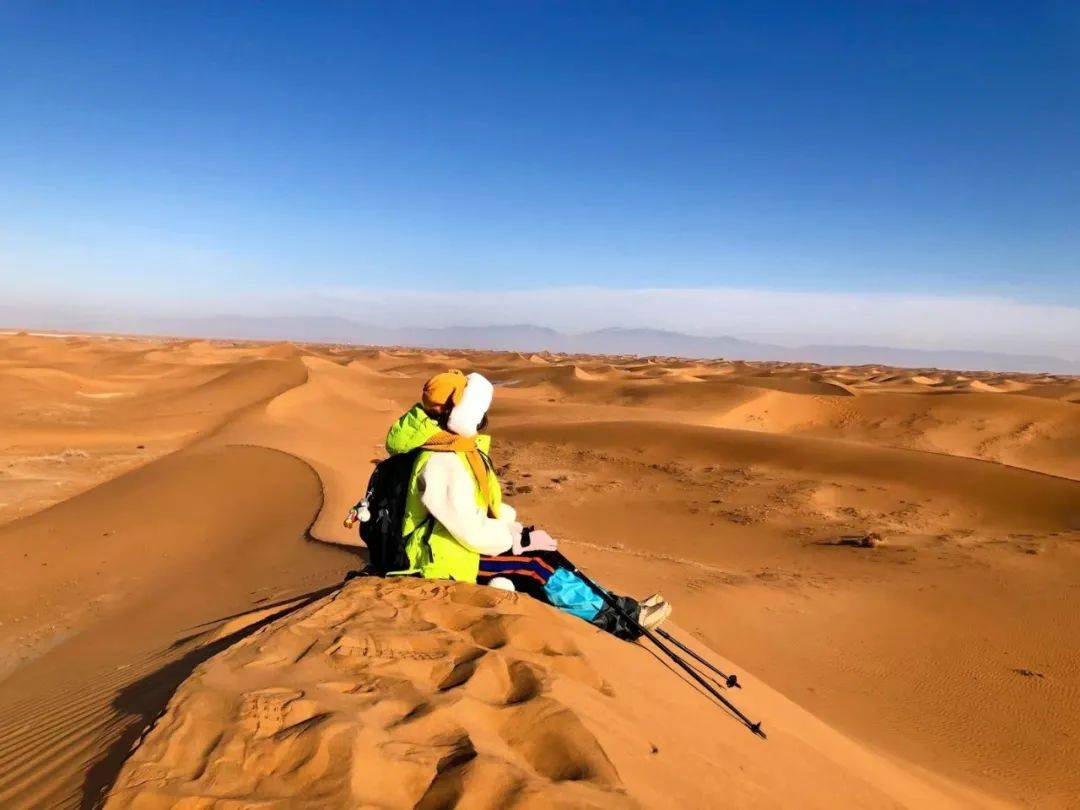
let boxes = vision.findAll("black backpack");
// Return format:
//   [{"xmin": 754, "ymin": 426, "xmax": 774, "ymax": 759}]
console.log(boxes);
[{"xmin": 353, "ymin": 450, "xmax": 428, "ymax": 575}]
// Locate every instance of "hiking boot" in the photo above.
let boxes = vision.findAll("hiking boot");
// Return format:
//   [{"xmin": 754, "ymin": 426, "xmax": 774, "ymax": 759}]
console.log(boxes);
[{"xmin": 639, "ymin": 599, "xmax": 672, "ymax": 630}]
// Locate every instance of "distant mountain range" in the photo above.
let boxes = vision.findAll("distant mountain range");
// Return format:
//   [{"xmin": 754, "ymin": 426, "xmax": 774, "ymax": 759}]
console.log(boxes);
[{"xmin": 2, "ymin": 307, "xmax": 1077, "ymax": 375}]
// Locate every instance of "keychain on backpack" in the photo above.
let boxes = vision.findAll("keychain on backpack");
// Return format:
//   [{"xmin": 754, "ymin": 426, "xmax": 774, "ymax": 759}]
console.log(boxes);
[{"xmin": 343, "ymin": 500, "xmax": 371, "ymax": 529}]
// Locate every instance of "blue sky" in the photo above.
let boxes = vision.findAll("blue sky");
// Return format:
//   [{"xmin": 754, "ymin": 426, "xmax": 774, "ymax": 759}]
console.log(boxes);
[{"xmin": 1, "ymin": 2, "xmax": 1078, "ymax": 351}]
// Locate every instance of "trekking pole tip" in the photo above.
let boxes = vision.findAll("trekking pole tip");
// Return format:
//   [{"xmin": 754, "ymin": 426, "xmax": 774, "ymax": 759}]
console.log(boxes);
[
  {"xmin": 750, "ymin": 722, "xmax": 766, "ymax": 739},
  {"xmin": 726, "ymin": 674, "xmax": 740, "ymax": 689}
]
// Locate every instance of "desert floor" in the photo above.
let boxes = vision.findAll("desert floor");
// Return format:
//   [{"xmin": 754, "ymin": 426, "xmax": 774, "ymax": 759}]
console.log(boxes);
[{"xmin": 0, "ymin": 331, "xmax": 1077, "ymax": 807}]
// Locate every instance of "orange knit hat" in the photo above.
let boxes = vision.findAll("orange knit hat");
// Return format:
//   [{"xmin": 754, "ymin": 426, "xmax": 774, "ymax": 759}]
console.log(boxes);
[{"xmin": 422, "ymin": 369, "xmax": 467, "ymax": 415}]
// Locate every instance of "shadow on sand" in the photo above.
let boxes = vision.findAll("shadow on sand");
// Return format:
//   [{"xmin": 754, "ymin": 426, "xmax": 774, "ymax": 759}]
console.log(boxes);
[{"xmin": 79, "ymin": 581, "xmax": 345, "ymax": 809}]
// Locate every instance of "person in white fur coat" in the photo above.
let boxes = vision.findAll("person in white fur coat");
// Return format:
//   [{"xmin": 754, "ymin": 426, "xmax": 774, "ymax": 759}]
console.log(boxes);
[{"xmin": 381, "ymin": 369, "xmax": 672, "ymax": 638}]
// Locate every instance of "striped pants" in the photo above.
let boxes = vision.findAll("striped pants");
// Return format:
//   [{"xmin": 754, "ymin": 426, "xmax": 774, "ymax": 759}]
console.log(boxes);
[
  {"xmin": 476, "ymin": 553, "xmax": 557, "ymax": 598},
  {"xmin": 477, "ymin": 551, "xmax": 641, "ymax": 640}
]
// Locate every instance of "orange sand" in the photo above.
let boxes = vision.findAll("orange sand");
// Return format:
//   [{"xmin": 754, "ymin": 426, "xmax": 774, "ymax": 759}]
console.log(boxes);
[{"xmin": 0, "ymin": 331, "xmax": 1076, "ymax": 807}]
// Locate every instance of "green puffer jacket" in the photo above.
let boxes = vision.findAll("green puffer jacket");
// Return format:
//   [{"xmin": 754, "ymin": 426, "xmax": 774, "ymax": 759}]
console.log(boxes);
[{"xmin": 385, "ymin": 404, "xmax": 505, "ymax": 582}]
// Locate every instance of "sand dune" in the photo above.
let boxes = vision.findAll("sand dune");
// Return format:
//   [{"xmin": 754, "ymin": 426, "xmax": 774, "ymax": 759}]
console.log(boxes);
[
  {"xmin": 104, "ymin": 579, "xmax": 993, "ymax": 809},
  {"xmin": 503, "ymin": 420, "xmax": 1078, "ymax": 531},
  {"xmin": 1, "ymin": 332, "xmax": 1078, "ymax": 807},
  {"xmin": 0, "ymin": 443, "xmax": 355, "ymax": 806},
  {"xmin": 0, "ymin": 335, "xmax": 310, "ymax": 524},
  {"xmin": 492, "ymin": 422, "xmax": 1080, "ymax": 804}
]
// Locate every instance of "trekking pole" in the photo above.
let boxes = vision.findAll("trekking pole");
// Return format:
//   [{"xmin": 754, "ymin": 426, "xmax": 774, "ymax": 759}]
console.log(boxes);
[
  {"xmin": 552, "ymin": 552, "xmax": 766, "ymax": 739},
  {"xmin": 655, "ymin": 628, "xmax": 740, "ymax": 689}
]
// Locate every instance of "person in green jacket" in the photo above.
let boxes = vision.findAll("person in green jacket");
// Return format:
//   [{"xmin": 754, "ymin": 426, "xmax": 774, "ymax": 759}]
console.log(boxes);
[{"xmin": 383, "ymin": 369, "xmax": 672, "ymax": 637}]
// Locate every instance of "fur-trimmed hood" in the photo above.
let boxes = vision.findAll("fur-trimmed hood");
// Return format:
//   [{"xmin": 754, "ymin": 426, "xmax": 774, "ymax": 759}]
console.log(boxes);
[{"xmin": 447, "ymin": 373, "xmax": 493, "ymax": 438}]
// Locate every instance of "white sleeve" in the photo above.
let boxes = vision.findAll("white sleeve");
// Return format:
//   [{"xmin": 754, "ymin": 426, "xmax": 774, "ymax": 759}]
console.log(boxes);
[
  {"xmin": 498, "ymin": 501, "xmax": 517, "ymax": 524},
  {"xmin": 419, "ymin": 454, "xmax": 515, "ymax": 556}
]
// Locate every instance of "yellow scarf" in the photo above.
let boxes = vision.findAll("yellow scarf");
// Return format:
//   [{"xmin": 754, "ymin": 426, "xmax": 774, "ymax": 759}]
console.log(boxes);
[{"xmin": 421, "ymin": 431, "xmax": 497, "ymax": 517}]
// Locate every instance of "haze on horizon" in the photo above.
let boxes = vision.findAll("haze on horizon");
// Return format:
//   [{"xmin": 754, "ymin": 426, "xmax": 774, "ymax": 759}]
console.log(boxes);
[{"xmin": 2, "ymin": 2, "xmax": 1078, "ymax": 362}]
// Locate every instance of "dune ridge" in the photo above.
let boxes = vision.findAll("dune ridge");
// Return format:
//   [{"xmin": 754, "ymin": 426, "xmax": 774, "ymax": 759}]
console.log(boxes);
[{"xmin": 104, "ymin": 578, "xmax": 995, "ymax": 809}]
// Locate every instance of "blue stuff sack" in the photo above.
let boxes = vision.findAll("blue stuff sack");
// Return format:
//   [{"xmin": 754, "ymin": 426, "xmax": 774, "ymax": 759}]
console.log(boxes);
[{"xmin": 543, "ymin": 568, "xmax": 604, "ymax": 621}]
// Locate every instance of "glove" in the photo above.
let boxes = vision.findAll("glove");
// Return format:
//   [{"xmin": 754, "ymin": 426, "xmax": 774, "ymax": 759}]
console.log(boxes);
[{"xmin": 512, "ymin": 526, "xmax": 558, "ymax": 555}]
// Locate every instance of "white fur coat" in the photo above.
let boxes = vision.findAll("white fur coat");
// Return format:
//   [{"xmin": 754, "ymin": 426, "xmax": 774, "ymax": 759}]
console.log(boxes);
[{"xmin": 418, "ymin": 453, "xmax": 518, "ymax": 555}]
